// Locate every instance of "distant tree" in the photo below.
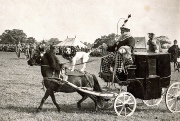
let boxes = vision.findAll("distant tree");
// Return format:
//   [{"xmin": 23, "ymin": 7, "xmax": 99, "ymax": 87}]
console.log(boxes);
[
  {"xmin": 47, "ymin": 38, "xmax": 60, "ymax": 45},
  {"xmin": 93, "ymin": 33, "xmax": 116, "ymax": 48},
  {"xmin": 26, "ymin": 37, "xmax": 36, "ymax": 44},
  {"xmin": 155, "ymin": 36, "xmax": 171, "ymax": 49},
  {"xmin": 0, "ymin": 29, "xmax": 27, "ymax": 44},
  {"xmin": 82, "ymin": 42, "xmax": 92, "ymax": 49}
]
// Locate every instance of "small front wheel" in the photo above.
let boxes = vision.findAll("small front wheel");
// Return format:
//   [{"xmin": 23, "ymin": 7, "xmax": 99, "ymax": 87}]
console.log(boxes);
[{"xmin": 114, "ymin": 92, "xmax": 136, "ymax": 116}]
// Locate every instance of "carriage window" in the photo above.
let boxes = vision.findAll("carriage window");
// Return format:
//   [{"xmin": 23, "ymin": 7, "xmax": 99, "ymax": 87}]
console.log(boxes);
[{"xmin": 148, "ymin": 59, "xmax": 156, "ymax": 75}]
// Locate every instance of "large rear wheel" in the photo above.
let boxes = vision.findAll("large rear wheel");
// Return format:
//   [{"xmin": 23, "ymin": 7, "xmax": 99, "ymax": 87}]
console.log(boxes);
[
  {"xmin": 166, "ymin": 82, "xmax": 180, "ymax": 113},
  {"xmin": 114, "ymin": 92, "xmax": 136, "ymax": 116}
]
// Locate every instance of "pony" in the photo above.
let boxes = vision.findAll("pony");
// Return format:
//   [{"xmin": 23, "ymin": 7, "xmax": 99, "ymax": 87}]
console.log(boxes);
[{"xmin": 27, "ymin": 48, "xmax": 103, "ymax": 112}]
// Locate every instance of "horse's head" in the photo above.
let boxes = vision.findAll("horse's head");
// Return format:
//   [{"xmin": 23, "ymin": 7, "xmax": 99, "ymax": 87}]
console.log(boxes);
[{"xmin": 27, "ymin": 49, "xmax": 44, "ymax": 66}]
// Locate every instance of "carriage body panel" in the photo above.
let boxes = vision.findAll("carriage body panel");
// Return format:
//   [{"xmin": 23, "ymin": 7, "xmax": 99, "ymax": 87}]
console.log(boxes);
[{"xmin": 127, "ymin": 52, "xmax": 171, "ymax": 100}]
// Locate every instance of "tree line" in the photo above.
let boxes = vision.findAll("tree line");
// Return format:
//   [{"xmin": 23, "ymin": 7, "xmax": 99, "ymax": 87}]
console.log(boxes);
[
  {"xmin": 93, "ymin": 33, "xmax": 171, "ymax": 49},
  {"xmin": 0, "ymin": 29, "xmax": 171, "ymax": 49}
]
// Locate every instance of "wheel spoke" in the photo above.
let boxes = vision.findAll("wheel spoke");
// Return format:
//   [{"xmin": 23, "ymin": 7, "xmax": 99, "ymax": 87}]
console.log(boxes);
[
  {"xmin": 123, "ymin": 94, "xmax": 125, "ymax": 102},
  {"xmin": 172, "ymin": 87, "xmax": 180, "ymax": 90},
  {"xmin": 167, "ymin": 98, "xmax": 175, "ymax": 102},
  {"xmin": 127, "ymin": 106, "xmax": 133, "ymax": 112},
  {"xmin": 169, "ymin": 101, "xmax": 175, "ymax": 109},
  {"xmin": 167, "ymin": 93, "xmax": 174, "ymax": 97},
  {"xmin": 116, "ymin": 104, "xmax": 123, "ymax": 108},
  {"xmin": 118, "ymin": 106, "xmax": 124, "ymax": 116},
  {"xmin": 126, "ymin": 96, "xmax": 131, "ymax": 102},
  {"xmin": 124, "ymin": 107, "xmax": 127, "ymax": 116},
  {"xmin": 117, "ymin": 98, "xmax": 122, "ymax": 102},
  {"xmin": 128, "ymin": 102, "xmax": 135, "ymax": 105},
  {"xmin": 174, "ymin": 100, "xmax": 177, "ymax": 111}
]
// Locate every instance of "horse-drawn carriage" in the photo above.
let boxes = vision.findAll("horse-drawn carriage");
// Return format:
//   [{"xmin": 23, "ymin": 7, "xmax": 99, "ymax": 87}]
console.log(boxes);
[{"xmin": 28, "ymin": 48, "xmax": 180, "ymax": 116}]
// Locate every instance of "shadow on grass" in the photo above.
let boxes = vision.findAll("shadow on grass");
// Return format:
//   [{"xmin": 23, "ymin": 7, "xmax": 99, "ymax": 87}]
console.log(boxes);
[
  {"xmin": 1, "ymin": 81, "xmax": 41, "ymax": 88},
  {"xmin": 1, "ymin": 102, "xmax": 113, "ymax": 115},
  {"xmin": 0, "ymin": 101, "xmax": 170, "ymax": 117},
  {"xmin": 10, "ymin": 57, "xmax": 26, "ymax": 60}
]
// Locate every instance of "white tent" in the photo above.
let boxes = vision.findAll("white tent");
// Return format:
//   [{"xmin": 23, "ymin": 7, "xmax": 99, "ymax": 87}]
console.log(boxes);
[{"xmin": 56, "ymin": 38, "xmax": 87, "ymax": 48}]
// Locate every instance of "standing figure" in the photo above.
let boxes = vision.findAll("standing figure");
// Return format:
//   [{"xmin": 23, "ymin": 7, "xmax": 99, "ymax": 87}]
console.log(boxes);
[
  {"xmin": 16, "ymin": 41, "xmax": 22, "ymax": 58},
  {"xmin": 30, "ymin": 42, "xmax": 37, "ymax": 59},
  {"xmin": 147, "ymin": 33, "xmax": 161, "ymax": 53},
  {"xmin": 24, "ymin": 43, "xmax": 30, "ymax": 59},
  {"xmin": 168, "ymin": 39, "xmax": 179, "ymax": 71},
  {"xmin": 39, "ymin": 42, "xmax": 46, "ymax": 53}
]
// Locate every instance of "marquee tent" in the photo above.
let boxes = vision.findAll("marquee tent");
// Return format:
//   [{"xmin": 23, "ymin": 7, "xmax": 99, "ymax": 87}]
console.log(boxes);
[{"xmin": 56, "ymin": 38, "xmax": 87, "ymax": 48}]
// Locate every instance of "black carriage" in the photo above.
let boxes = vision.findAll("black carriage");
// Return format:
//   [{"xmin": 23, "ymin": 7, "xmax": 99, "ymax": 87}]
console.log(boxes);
[
  {"xmin": 98, "ymin": 52, "xmax": 180, "ymax": 116},
  {"xmin": 127, "ymin": 52, "xmax": 171, "ymax": 100}
]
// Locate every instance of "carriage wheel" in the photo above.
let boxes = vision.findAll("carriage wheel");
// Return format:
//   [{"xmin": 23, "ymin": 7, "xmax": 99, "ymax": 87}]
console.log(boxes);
[
  {"xmin": 142, "ymin": 88, "xmax": 166, "ymax": 106},
  {"xmin": 165, "ymin": 82, "xmax": 180, "ymax": 113},
  {"xmin": 114, "ymin": 92, "xmax": 136, "ymax": 116}
]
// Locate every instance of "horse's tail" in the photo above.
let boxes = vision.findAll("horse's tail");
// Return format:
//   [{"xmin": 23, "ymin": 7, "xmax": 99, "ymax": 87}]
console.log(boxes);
[{"xmin": 92, "ymin": 74, "xmax": 102, "ymax": 92}]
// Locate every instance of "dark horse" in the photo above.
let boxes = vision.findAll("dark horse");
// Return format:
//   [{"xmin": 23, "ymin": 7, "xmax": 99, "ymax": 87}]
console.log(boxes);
[{"xmin": 27, "ymin": 48, "xmax": 103, "ymax": 112}]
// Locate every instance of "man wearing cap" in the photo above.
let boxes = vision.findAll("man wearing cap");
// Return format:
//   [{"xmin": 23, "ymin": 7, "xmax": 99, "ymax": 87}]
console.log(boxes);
[
  {"xmin": 100, "ymin": 26, "xmax": 135, "ymax": 74},
  {"xmin": 147, "ymin": 33, "xmax": 161, "ymax": 53},
  {"xmin": 168, "ymin": 40, "xmax": 179, "ymax": 62}
]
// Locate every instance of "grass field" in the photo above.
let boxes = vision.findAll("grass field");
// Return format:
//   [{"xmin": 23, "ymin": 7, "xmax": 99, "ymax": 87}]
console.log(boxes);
[{"xmin": 0, "ymin": 51, "xmax": 180, "ymax": 121}]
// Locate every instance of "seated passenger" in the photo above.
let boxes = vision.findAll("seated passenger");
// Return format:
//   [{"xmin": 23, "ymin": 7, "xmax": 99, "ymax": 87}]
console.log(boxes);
[{"xmin": 101, "ymin": 26, "xmax": 135, "ymax": 75}]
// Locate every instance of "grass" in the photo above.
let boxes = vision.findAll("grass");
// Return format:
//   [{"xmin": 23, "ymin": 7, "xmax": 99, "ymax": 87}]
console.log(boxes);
[{"xmin": 0, "ymin": 51, "xmax": 180, "ymax": 121}]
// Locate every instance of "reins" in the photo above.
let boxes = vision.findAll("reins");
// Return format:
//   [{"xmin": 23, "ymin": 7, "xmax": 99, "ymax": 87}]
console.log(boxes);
[{"xmin": 61, "ymin": 54, "xmax": 111, "ymax": 66}]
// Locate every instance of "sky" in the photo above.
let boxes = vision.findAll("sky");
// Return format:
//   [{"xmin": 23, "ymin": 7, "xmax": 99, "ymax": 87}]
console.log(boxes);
[{"xmin": 0, "ymin": 0, "xmax": 179, "ymax": 44}]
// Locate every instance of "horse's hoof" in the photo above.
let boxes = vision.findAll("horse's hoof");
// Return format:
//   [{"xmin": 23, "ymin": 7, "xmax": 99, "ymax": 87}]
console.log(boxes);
[
  {"xmin": 57, "ymin": 107, "xmax": 61, "ymax": 112},
  {"xmin": 36, "ymin": 108, "xmax": 41, "ymax": 112},
  {"xmin": 77, "ymin": 103, "xmax": 81, "ymax": 110},
  {"xmin": 94, "ymin": 108, "xmax": 98, "ymax": 112}
]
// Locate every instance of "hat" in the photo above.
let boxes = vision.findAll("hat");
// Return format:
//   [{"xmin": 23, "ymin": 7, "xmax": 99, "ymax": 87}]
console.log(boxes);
[
  {"xmin": 120, "ymin": 14, "xmax": 131, "ymax": 32},
  {"xmin": 148, "ymin": 33, "xmax": 155, "ymax": 35},
  {"xmin": 120, "ymin": 27, "xmax": 130, "ymax": 32}
]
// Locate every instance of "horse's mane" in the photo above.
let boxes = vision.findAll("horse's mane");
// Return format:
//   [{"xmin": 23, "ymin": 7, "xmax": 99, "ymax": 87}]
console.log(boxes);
[{"xmin": 44, "ymin": 50, "xmax": 60, "ymax": 70}]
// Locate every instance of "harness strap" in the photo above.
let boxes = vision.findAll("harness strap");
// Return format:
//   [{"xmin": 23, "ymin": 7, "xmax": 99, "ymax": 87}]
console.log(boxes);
[
  {"xmin": 112, "ymin": 54, "xmax": 118, "ymax": 84},
  {"xmin": 84, "ymin": 74, "xmax": 93, "ymax": 88},
  {"xmin": 41, "ymin": 65, "xmax": 51, "ymax": 67}
]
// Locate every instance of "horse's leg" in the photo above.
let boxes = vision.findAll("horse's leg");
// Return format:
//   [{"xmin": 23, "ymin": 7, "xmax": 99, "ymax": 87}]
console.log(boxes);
[
  {"xmin": 37, "ymin": 88, "xmax": 51, "ymax": 112},
  {"xmin": 30, "ymin": 49, "xmax": 32, "ymax": 59},
  {"xmin": 78, "ymin": 91, "xmax": 99, "ymax": 111},
  {"xmin": 77, "ymin": 91, "xmax": 88, "ymax": 109},
  {"xmin": 50, "ymin": 91, "xmax": 61, "ymax": 112},
  {"xmin": 88, "ymin": 95, "xmax": 99, "ymax": 111},
  {"xmin": 174, "ymin": 61, "xmax": 176, "ymax": 71}
]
